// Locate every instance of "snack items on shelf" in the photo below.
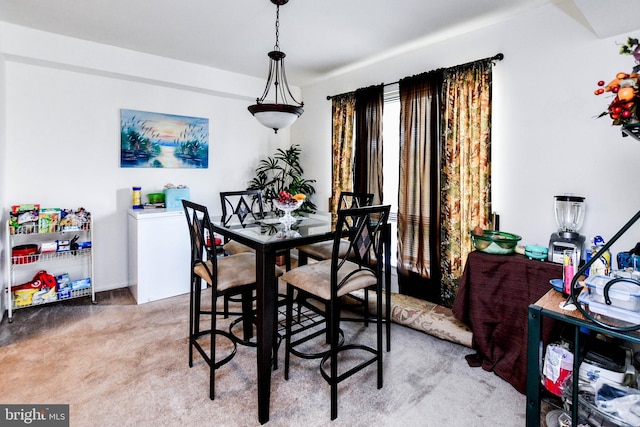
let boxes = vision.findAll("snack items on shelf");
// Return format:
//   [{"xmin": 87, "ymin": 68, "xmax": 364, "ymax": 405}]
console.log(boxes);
[
  {"xmin": 13, "ymin": 270, "xmax": 57, "ymax": 306},
  {"xmin": 10, "ymin": 205, "xmax": 91, "ymax": 234},
  {"xmin": 38, "ymin": 208, "xmax": 61, "ymax": 234},
  {"xmin": 9, "ymin": 204, "xmax": 40, "ymax": 233}
]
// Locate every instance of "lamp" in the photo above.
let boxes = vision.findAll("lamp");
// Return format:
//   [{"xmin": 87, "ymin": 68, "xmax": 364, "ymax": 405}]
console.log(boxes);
[{"xmin": 248, "ymin": 0, "xmax": 303, "ymax": 134}]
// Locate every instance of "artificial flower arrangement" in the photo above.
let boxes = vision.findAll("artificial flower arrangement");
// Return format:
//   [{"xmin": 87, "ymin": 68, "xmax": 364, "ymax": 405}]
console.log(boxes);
[{"xmin": 594, "ymin": 37, "xmax": 640, "ymax": 126}]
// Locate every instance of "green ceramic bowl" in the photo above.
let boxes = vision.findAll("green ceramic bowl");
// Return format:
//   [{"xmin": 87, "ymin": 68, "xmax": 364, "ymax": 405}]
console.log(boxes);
[
  {"xmin": 147, "ymin": 193, "xmax": 165, "ymax": 204},
  {"xmin": 470, "ymin": 230, "xmax": 522, "ymax": 255}
]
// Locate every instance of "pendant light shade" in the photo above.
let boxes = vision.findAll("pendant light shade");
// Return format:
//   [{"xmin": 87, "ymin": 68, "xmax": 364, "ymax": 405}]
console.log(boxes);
[
  {"xmin": 248, "ymin": 0, "xmax": 303, "ymax": 133},
  {"xmin": 248, "ymin": 103, "xmax": 303, "ymax": 131}
]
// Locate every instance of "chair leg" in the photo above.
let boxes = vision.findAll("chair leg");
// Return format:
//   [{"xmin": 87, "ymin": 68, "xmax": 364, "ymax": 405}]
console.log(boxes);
[
  {"xmin": 330, "ymin": 297, "xmax": 340, "ymax": 420},
  {"xmin": 272, "ymin": 335, "xmax": 280, "ymax": 371},
  {"xmin": 191, "ymin": 275, "xmax": 206, "ymax": 367},
  {"xmin": 223, "ymin": 294, "xmax": 230, "ymax": 319},
  {"xmin": 189, "ymin": 274, "xmax": 196, "ymax": 367},
  {"xmin": 296, "ymin": 294, "xmax": 304, "ymax": 323},
  {"xmin": 210, "ymin": 286, "xmax": 217, "ymax": 399},
  {"xmin": 193, "ymin": 277, "xmax": 202, "ymax": 337},
  {"xmin": 376, "ymin": 282, "xmax": 384, "ymax": 389},
  {"xmin": 272, "ymin": 292, "xmax": 280, "ymax": 370},
  {"xmin": 284, "ymin": 284, "xmax": 295, "ymax": 380},
  {"xmin": 363, "ymin": 288, "xmax": 370, "ymax": 326},
  {"xmin": 241, "ymin": 288, "xmax": 254, "ymax": 342},
  {"xmin": 298, "ymin": 250, "xmax": 309, "ymax": 266},
  {"xmin": 284, "ymin": 249, "xmax": 291, "ymax": 271},
  {"xmin": 385, "ymin": 286, "xmax": 391, "ymax": 353},
  {"xmin": 242, "ymin": 289, "xmax": 254, "ymax": 341},
  {"xmin": 324, "ymin": 302, "xmax": 331, "ymax": 344}
]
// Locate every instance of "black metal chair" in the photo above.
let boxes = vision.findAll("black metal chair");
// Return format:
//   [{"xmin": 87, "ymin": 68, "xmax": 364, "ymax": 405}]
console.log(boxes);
[
  {"xmin": 296, "ymin": 191, "xmax": 374, "ymax": 266},
  {"xmin": 294, "ymin": 191, "xmax": 391, "ymax": 350},
  {"xmin": 282, "ymin": 204, "xmax": 391, "ymax": 420},
  {"xmin": 220, "ymin": 189, "xmax": 292, "ymax": 268},
  {"xmin": 220, "ymin": 189, "xmax": 295, "ymax": 368},
  {"xmin": 182, "ymin": 200, "xmax": 279, "ymax": 399},
  {"xmin": 219, "ymin": 189, "xmax": 265, "ymax": 254},
  {"xmin": 218, "ymin": 190, "xmax": 288, "ymax": 324}
]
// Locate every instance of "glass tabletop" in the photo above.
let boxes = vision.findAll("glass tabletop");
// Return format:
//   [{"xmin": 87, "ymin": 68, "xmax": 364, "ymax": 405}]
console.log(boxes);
[{"xmin": 210, "ymin": 210, "xmax": 334, "ymax": 246}]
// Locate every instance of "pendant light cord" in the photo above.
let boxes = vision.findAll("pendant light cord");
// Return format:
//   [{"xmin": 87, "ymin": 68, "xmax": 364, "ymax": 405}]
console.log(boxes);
[{"xmin": 274, "ymin": 5, "xmax": 280, "ymax": 51}]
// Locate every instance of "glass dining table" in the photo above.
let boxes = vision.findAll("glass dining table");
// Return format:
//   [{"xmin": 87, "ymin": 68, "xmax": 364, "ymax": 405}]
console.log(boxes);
[{"xmin": 209, "ymin": 210, "xmax": 391, "ymax": 424}]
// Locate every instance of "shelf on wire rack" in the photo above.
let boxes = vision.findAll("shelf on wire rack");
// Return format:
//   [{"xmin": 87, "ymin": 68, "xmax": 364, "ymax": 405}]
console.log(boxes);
[{"xmin": 11, "ymin": 248, "xmax": 92, "ymax": 265}]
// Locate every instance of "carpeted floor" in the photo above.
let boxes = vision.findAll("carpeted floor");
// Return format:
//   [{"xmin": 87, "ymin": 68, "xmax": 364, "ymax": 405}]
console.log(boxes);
[{"xmin": 0, "ymin": 288, "xmax": 526, "ymax": 426}]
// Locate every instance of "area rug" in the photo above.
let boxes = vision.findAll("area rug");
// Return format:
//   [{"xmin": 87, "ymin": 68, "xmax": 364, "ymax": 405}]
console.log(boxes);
[
  {"xmin": 346, "ymin": 290, "xmax": 473, "ymax": 348},
  {"xmin": 388, "ymin": 293, "xmax": 473, "ymax": 348}
]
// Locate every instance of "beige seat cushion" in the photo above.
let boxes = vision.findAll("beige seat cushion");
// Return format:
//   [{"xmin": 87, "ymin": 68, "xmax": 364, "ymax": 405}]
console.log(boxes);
[
  {"xmin": 280, "ymin": 259, "xmax": 377, "ymax": 301},
  {"xmin": 298, "ymin": 240, "xmax": 380, "ymax": 267},
  {"xmin": 194, "ymin": 252, "xmax": 283, "ymax": 292},
  {"xmin": 223, "ymin": 240, "xmax": 255, "ymax": 254},
  {"xmin": 297, "ymin": 239, "xmax": 350, "ymax": 260}
]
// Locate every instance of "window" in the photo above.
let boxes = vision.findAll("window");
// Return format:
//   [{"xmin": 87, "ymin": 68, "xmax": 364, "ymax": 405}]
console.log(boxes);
[{"xmin": 382, "ymin": 86, "xmax": 399, "ymax": 267}]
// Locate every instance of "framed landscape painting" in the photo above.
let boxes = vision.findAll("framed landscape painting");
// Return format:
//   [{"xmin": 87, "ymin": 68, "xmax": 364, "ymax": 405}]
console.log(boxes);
[{"xmin": 120, "ymin": 109, "xmax": 209, "ymax": 168}]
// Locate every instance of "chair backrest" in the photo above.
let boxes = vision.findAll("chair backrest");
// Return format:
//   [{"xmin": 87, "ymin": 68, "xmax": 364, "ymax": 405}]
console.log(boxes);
[
  {"xmin": 332, "ymin": 204, "xmax": 391, "ymax": 295},
  {"xmin": 220, "ymin": 190, "xmax": 265, "ymax": 222},
  {"xmin": 335, "ymin": 192, "xmax": 375, "ymax": 231},
  {"xmin": 182, "ymin": 199, "xmax": 217, "ymax": 280},
  {"xmin": 338, "ymin": 191, "xmax": 374, "ymax": 210}
]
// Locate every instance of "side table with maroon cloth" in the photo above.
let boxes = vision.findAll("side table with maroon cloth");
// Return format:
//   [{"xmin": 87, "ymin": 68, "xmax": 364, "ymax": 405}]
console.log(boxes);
[{"xmin": 452, "ymin": 251, "xmax": 562, "ymax": 393}]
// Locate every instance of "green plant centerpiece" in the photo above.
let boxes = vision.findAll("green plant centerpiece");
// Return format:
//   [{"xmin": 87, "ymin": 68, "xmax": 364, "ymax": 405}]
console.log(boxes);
[{"xmin": 248, "ymin": 144, "xmax": 317, "ymax": 213}]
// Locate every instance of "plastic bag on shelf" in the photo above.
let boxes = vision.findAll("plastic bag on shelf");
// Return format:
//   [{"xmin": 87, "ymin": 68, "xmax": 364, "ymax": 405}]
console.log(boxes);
[
  {"xmin": 596, "ymin": 383, "xmax": 640, "ymax": 426},
  {"xmin": 543, "ymin": 342, "xmax": 574, "ymax": 396},
  {"xmin": 59, "ymin": 208, "xmax": 91, "ymax": 231},
  {"xmin": 563, "ymin": 381, "xmax": 640, "ymax": 427},
  {"xmin": 13, "ymin": 270, "xmax": 58, "ymax": 307}
]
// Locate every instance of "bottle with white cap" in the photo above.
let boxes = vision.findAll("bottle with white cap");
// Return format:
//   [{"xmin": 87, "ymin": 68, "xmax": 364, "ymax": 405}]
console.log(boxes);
[{"xmin": 589, "ymin": 235, "xmax": 611, "ymax": 277}]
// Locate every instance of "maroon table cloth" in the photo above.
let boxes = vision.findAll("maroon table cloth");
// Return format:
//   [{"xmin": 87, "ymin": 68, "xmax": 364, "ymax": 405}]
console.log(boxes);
[{"xmin": 452, "ymin": 251, "xmax": 562, "ymax": 393}]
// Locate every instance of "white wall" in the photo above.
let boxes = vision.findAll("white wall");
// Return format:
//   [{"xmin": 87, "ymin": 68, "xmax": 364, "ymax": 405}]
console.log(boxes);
[
  {"xmin": 3, "ymin": 0, "xmax": 640, "ymax": 308},
  {"xmin": 0, "ymin": 22, "xmax": 292, "ymax": 297},
  {"xmin": 0, "ymin": 34, "xmax": 7, "ymax": 316},
  {"xmin": 294, "ymin": 0, "xmax": 640, "ymax": 262}
]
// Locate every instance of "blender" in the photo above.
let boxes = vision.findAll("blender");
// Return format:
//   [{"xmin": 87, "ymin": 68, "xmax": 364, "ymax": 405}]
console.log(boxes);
[{"xmin": 548, "ymin": 195, "xmax": 586, "ymax": 263}]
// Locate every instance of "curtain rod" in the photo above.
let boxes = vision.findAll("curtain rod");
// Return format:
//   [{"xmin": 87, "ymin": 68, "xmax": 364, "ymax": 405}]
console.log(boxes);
[{"xmin": 326, "ymin": 52, "xmax": 504, "ymax": 100}]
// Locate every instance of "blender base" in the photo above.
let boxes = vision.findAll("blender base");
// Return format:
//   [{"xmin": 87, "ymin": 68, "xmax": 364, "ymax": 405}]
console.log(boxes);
[{"xmin": 548, "ymin": 232, "xmax": 585, "ymax": 264}]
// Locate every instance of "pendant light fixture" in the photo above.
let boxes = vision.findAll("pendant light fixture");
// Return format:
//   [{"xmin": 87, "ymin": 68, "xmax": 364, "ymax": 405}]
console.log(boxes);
[{"xmin": 248, "ymin": 0, "xmax": 303, "ymax": 133}]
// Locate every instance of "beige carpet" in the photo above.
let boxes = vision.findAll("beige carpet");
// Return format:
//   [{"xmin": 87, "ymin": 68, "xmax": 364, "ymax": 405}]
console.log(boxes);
[{"xmin": 0, "ymin": 288, "xmax": 524, "ymax": 427}]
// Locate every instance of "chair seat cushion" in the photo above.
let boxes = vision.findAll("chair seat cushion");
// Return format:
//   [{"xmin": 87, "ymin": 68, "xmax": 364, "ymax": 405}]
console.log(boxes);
[
  {"xmin": 298, "ymin": 240, "xmax": 380, "ymax": 266},
  {"xmin": 223, "ymin": 240, "xmax": 255, "ymax": 254},
  {"xmin": 297, "ymin": 240, "xmax": 350, "ymax": 260},
  {"xmin": 280, "ymin": 259, "xmax": 377, "ymax": 301},
  {"xmin": 194, "ymin": 253, "xmax": 283, "ymax": 292}
]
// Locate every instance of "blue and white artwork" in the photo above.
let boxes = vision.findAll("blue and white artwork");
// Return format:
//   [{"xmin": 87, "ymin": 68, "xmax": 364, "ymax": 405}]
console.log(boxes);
[{"xmin": 120, "ymin": 109, "xmax": 209, "ymax": 168}]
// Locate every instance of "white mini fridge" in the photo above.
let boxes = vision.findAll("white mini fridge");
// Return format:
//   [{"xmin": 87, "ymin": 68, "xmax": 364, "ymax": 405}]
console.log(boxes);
[{"xmin": 128, "ymin": 208, "xmax": 191, "ymax": 304}]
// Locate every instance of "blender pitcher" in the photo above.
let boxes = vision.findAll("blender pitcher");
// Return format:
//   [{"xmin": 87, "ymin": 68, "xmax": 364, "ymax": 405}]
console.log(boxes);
[
  {"xmin": 548, "ymin": 195, "xmax": 586, "ymax": 263},
  {"xmin": 554, "ymin": 195, "xmax": 585, "ymax": 235}
]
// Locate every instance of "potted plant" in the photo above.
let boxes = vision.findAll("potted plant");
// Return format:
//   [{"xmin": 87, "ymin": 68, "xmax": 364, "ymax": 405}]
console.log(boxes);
[{"xmin": 248, "ymin": 144, "xmax": 317, "ymax": 213}]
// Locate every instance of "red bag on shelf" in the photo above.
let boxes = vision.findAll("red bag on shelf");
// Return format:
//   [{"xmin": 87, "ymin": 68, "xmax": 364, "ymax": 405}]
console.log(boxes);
[
  {"xmin": 13, "ymin": 270, "xmax": 57, "ymax": 292},
  {"xmin": 542, "ymin": 343, "xmax": 574, "ymax": 396}
]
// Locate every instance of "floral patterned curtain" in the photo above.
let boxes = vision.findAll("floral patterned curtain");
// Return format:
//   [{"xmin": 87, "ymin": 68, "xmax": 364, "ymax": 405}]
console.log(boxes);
[
  {"xmin": 440, "ymin": 59, "xmax": 493, "ymax": 307},
  {"xmin": 330, "ymin": 94, "xmax": 356, "ymax": 215}
]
